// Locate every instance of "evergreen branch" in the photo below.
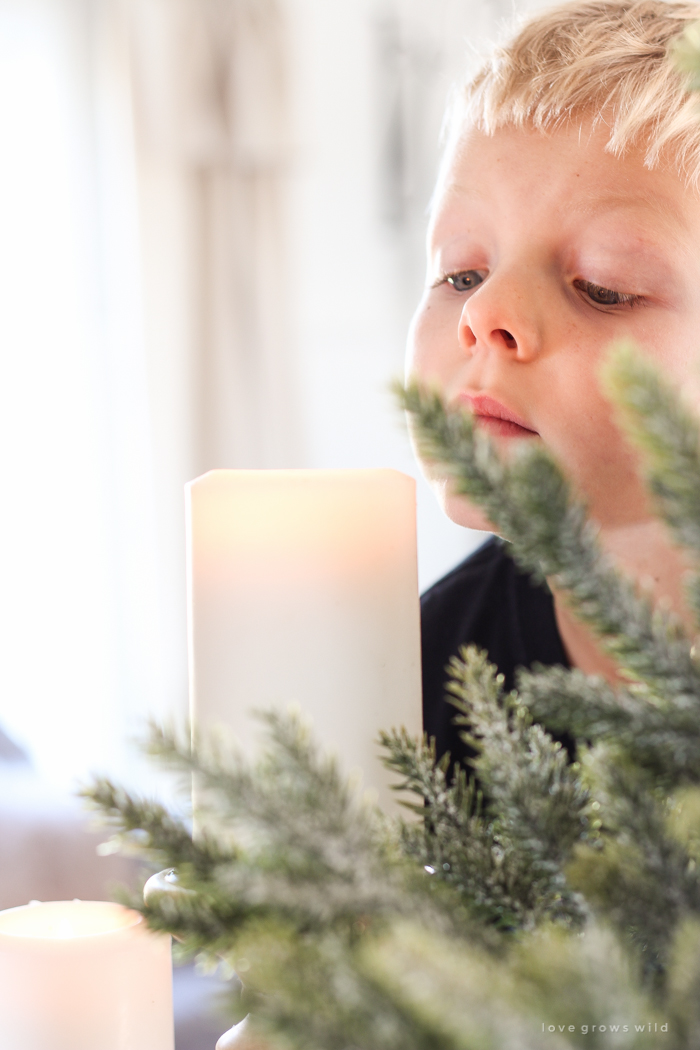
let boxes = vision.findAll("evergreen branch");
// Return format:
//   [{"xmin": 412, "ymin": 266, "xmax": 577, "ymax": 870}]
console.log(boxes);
[
  {"xmin": 603, "ymin": 343, "xmax": 700, "ymax": 558},
  {"xmin": 399, "ymin": 381, "xmax": 700, "ymax": 700},
  {"xmin": 666, "ymin": 917, "xmax": 700, "ymax": 1046},
  {"xmin": 141, "ymin": 714, "xmax": 412, "ymax": 928},
  {"xmin": 396, "ymin": 381, "xmax": 520, "ymax": 535},
  {"xmin": 80, "ymin": 349, "xmax": 700, "ymax": 1048},
  {"xmin": 445, "ymin": 647, "xmax": 588, "ymax": 924},
  {"xmin": 518, "ymin": 665, "xmax": 700, "ymax": 785},
  {"xmin": 80, "ymin": 778, "xmax": 232, "ymax": 877},
  {"xmin": 603, "ymin": 343, "xmax": 700, "ymax": 626},
  {"xmin": 138, "ymin": 884, "xmax": 289, "ymax": 959},
  {"xmin": 604, "ymin": 344, "xmax": 700, "ymax": 558},
  {"xmin": 87, "ymin": 712, "xmax": 450, "ymax": 948},
  {"xmin": 366, "ymin": 921, "xmax": 662, "ymax": 1050},
  {"xmin": 85, "ymin": 707, "xmax": 693, "ymax": 1046},
  {"xmin": 381, "ymin": 728, "xmax": 576, "ymax": 928},
  {"xmin": 569, "ymin": 750, "xmax": 700, "ymax": 974},
  {"xmin": 238, "ymin": 923, "xmax": 468, "ymax": 1050},
  {"xmin": 148, "ymin": 713, "xmax": 376, "ymax": 851}
]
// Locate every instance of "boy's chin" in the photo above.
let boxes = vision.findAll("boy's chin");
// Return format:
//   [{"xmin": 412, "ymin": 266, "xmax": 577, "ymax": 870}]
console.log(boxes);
[{"xmin": 434, "ymin": 482, "xmax": 497, "ymax": 535}]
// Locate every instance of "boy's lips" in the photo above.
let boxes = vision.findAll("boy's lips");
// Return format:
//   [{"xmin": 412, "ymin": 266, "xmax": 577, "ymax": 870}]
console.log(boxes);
[{"xmin": 456, "ymin": 393, "xmax": 539, "ymax": 438}]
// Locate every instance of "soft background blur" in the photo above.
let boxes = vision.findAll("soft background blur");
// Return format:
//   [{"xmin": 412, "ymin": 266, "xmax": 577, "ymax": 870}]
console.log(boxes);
[
  {"xmin": 0, "ymin": 0, "xmax": 550, "ymax": 1043},
  {"xmin": 0, "ymin": 0, "xmax": 548, "ymax": 998}
]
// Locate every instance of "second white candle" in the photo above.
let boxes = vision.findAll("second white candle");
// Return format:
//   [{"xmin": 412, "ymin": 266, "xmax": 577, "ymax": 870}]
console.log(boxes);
[{"xmin": 0, "ymin": 900, "xmax": 173, "ymax": 1050}]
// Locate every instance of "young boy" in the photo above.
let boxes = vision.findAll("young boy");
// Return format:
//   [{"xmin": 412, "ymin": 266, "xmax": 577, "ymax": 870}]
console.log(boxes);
[{"xmin": 413, "ymin": 0, "xmax": 700, "ymax": 769}]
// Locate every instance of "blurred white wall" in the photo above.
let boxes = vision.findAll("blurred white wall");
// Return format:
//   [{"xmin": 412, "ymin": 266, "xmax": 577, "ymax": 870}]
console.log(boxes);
[{"xmin": 0, "ymin": 0, "xmax": 547, "ymax": 791}]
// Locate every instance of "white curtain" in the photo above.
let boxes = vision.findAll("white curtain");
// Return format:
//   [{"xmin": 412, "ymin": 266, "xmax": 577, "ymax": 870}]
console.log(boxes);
[
  {"xmin": 0, "ymin": 0, "xmax": 300, "ymax": 791},
  {"xmin": 0, "ymin": 0, "xmax": 172, "ymax": 790},
  {"xmin": 129, "ymin": 0, "xmax": 304, "ymax": 474}
]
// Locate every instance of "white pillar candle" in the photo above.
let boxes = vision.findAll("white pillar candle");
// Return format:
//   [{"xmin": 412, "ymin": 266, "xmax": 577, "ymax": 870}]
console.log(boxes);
[
  {"xmin": 0, "ymin": 900, "xmax": 173, "ymax": 1050},
  {"xmin": 187, "ymin": 468, "xmax": 422, "ymax": 810}
]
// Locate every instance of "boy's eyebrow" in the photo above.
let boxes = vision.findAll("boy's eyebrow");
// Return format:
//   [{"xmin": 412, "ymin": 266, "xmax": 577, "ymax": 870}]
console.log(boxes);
[
  {"xmin": 436, "ymin": 184, "xmax": 690, "ymax": 257},
  {"xmin": 440, "ymin": 181, "xmax": 684, "ymax": 225},
  {"xmin": 570, "ymin": 192, "xmax": 688, "ymax": 240}
]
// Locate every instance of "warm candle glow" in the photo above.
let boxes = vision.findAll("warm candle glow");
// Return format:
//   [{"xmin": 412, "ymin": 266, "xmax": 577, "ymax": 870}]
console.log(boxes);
[
  {"xmin": 0, "ymin": 899, "xmax": 141, "ymax": 938},
  {"xmin": 189, "ymin": 468, "xmax": 415, "ymax": 584},
  {"xmin": 0, "ymin": 900, "xmax": 173, "ymax": 1050}
]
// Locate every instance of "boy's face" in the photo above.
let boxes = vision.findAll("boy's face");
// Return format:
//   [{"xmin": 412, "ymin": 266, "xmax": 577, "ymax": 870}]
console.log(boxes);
[{"xmin": 407, "ymin": 121, "xmax": 700, "ymax": 532}]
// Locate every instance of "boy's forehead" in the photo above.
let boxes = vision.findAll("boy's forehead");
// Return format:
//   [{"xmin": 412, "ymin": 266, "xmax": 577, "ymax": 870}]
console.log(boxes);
[{"xmin": 431, "ymin": 120, "xmax": 699, "ymax": 245}]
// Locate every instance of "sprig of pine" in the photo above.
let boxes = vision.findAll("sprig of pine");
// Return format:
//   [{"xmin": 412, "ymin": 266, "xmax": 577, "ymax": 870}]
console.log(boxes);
[
  {"xmin": 398, "ymin": 379, "xmax": 700, "ymax": 705},
  {"xmin": 381, "ymin": 646, "xmax": 588, "ymax": 931},
  {"xmin": 81, "ymin": 341, "xmax": 700, "ymax": 1048}
]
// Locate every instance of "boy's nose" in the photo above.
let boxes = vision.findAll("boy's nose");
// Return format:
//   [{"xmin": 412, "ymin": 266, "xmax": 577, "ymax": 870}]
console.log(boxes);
[
  {"xmin": 497, "ymin": 329, "xmax": 517, "ymax": 349},
  {"xmin": 458, "ymin": 281, "xmax": 541, "ymax": 362}
]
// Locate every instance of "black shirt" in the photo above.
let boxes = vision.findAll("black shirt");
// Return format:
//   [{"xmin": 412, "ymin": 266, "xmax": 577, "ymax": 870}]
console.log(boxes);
[{"xmin": 421, "ymin": 536, "xmax": 570, "ymax": 770}]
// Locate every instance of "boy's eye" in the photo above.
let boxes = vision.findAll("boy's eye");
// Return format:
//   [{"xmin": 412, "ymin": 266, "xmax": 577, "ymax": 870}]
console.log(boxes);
[
  {"xmin": 444, "ymin": 270, "xmax": 485, "ymax": 292},
  {"xmin": 574, "ymin": 279, "xmax": 641, "ymax": 308}
]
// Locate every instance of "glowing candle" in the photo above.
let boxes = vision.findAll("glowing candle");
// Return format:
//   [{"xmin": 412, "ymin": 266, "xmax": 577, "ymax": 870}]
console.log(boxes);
[
  {"xmin": 187, "ymin": 469, "xmax": 422, "ymax": 810},
  {"xmin": 0, "ymin": 900, "xmax": 173, "ymax": 1050}
]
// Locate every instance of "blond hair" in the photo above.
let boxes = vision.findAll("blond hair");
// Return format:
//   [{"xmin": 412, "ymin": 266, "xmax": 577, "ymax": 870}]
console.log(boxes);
[{"xmin": 453, "ymin": 0, "xmax": 700, "ymax": 185}]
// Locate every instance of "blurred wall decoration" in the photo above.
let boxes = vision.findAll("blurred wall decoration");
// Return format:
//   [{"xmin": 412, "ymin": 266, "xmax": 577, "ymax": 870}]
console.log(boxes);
[{"xmin": 0, "ymin": 0, "xmax": 547, "ymax": 807}]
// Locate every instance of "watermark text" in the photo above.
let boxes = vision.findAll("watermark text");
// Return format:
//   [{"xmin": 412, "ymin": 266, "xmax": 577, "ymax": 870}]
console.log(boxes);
[{"xmin": 542, "ymin": 1022, "xmax": 668, "ymax": 1035}]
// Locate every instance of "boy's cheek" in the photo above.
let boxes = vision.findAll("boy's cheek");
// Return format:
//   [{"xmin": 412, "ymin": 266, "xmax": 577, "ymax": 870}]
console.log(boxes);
[
  {"xmin": 406, "ymin": 296, "xmax": 463, "ymax": 386},
  {"xmin": 543, "ymin": 405, "xmax": 651, "ymax": 526}
]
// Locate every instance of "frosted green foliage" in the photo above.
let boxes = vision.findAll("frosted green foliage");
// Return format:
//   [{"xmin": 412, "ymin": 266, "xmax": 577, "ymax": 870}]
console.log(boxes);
[
  {"xmin": 400, "ymin": 381, "xmax": 700, "ymax": 703},
  {"xmin": 520, "ymin": 663, "xmax": 700, "ymax": 789},
  {"xmin": 568, "ymin": 750, "xmax": 700, "ymax": 975},
  {"xmin": 400, "ymin": 362, "xmax": 700, "ymax": 977},
  {"xmin": 518, "ymin": 664, "xmax": 700, "ymax": 784},
  {"xmin": 224, "ymin": 921, "xmax": 466, "ymax": 1050},
  {"xmin": 86, "ymin": 712, "xmax": 444, "ymax": 956},
  {"xmin": 231, "ymin": 914, "xmax": 667, "ymax": 1050},
  {"xmin": 603, "ymin": 342, "xmax": 700, "ymax": 622},
  {"xmin": 381, "ymin": 646, "xmax": 587, "ymax": 929},
  {"xmin": 604, "ymin": 344, "xmax": 700, "ymax": 557},
  {"xmin": 86, "ymin": 777, "xmax": 234, "ymax": 877},
  {"xmin": 84, "ymin": 712, "xmax": 664, "ymax": 1050},
  {"xmin": 445, "ymin": 647, "xmax": 588, "ymax": 871},
  {"xmin": 83, "ymin": 340, "xmax": 700, "ymax": 1048},
  {"xmin": 365, "ymin": 921, "xmax": 664, "ymax": 1050}
]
